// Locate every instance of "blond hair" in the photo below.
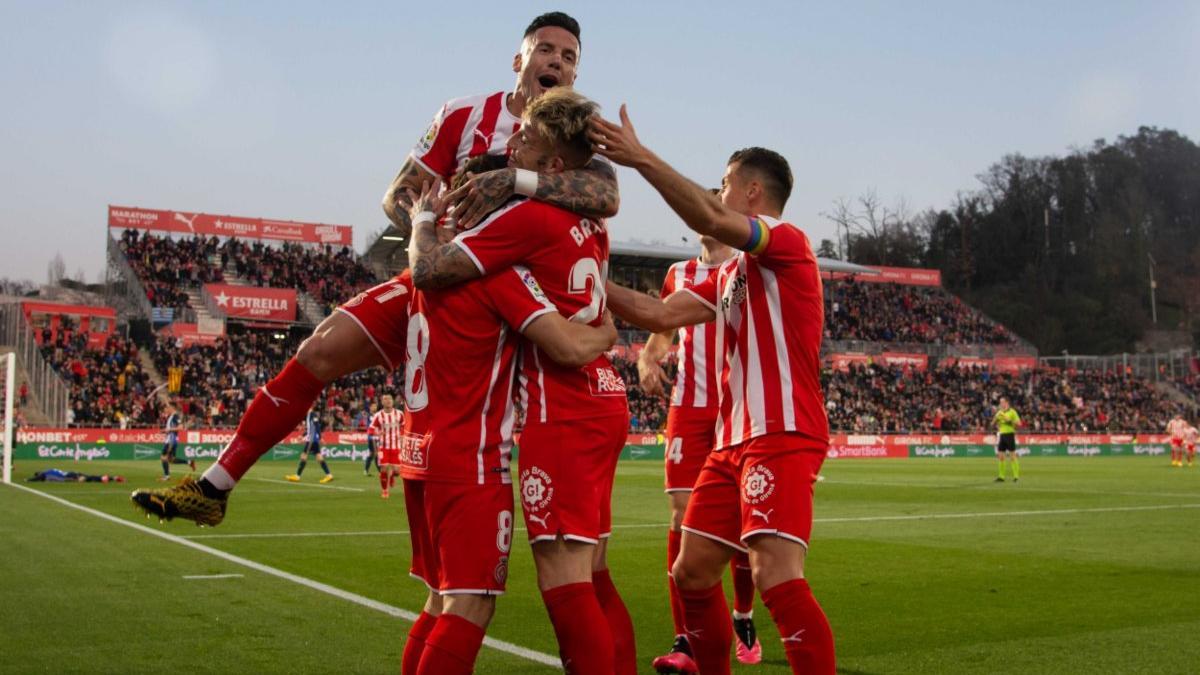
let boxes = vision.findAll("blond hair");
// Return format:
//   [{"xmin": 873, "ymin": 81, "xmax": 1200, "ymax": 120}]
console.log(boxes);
[{"xmin": 524, "ymin": 89, "xmax": 597, "ymax": 166}]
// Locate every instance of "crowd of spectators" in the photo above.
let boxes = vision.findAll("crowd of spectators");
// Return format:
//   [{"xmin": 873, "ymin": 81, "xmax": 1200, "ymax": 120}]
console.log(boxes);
[
  {"xmin": 35, "ymin": 318, "xmax": 159, "ymax": 427},
  {"xmin": 119, "ymin": 230, "xmax": 378, "ymax": 318},
  {"xmin": 613, "ymin": 352, "xmax": 676, "ymax": 432},
  {"xmin": 824, "ymin": 279, "xmax": 1015, "ymax": 345},
  {"xmin": 151, "ymin": 328, "xmax": 397, "ymax": 431},
  {"xmin": 823, "ymin": 362, "xmax": 1182, "ymax": 433},
  {"xmin": 219, "ymin": 239, "xmax": 377, "ymax": 316}
]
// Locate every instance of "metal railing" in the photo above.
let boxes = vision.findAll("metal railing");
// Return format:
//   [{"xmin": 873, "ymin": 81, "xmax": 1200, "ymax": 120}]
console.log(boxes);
[
  {"xmin": 0, "ymin": 303, "xmax": 69, "ymax": 425},
  {"xmin": 1039, "ymin": 349, "xmax": 1195, "ymax": 382}
]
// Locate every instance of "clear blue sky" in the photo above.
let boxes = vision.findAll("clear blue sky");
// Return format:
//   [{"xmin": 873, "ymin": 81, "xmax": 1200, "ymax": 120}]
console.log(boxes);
[{"xmin": 2, "ymin": 1, "xmax": 1197, "ymax": 283}]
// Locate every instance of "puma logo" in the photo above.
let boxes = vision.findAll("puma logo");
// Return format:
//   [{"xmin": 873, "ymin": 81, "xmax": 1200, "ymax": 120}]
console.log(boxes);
[
  {"xmin": 527, "ymin": 512, "xmax": 550, "ymax": 528},
  {"xmin": 782, "ymin": 629, "xmax": 806, "ymax": 644},
  {"xmin": 174, "ymin": 212, "xmax": 198, "ymax": 232},
  {"xmin": 260, "ymin": 385, "xmax": 289, "ymax": 408},
  {"xmin": 685, "ymin": 628, "xmax": 703, "ymax": 639},
  {"xmin": 751, "ymin": 508, "xmax": 774, "ymax": 524},
  {"xmin": 474, "ymin": 129, "xmax": 494, "ymax": 146}
]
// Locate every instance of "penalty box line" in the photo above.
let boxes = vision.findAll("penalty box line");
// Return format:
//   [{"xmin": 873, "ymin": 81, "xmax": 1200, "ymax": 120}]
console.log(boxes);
[
  {"xmin": 183, "ymin": 503, "xmax": 1200, "ymax": 540},
  {"xmin": 5, "ymin": 482, "xmax": 560, "ymax": 669}
]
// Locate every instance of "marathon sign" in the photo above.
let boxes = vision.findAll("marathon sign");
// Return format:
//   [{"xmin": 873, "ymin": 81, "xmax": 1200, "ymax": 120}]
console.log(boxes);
[
  {"xmin": 109, "ymin": 205, "xmax": 352, "ymax": 246},
  {"xmin": 203, "ymin": 284, "xmax": 297, "ymax": 322}
]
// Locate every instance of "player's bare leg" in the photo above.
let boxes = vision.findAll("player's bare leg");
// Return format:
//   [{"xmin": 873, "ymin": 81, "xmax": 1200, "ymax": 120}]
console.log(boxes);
[
  {"xmin": 746, "ymin": 535, "xmax": 835, "ymax": 675},
  {"xmin": 131, "ymin": 312, "xmax": 385, "ymax": 526},
  {"xmin": 402, "ymin": 592, "xmax": 443, "ymax": 675},
  {"xmin": 533, "ymin": 538, "xmax": 616, "ymax": 674}
]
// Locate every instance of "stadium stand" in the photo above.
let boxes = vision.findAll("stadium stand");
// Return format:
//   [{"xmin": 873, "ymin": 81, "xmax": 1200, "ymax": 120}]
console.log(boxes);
[{"xmin": 824, "ymin": 278, "xmax": 1016, "ymax": 345}]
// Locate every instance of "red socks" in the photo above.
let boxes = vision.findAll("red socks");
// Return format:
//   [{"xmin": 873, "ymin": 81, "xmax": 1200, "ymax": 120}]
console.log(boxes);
[
  {"xmin": 680, "ymin": 583, "xmax": 733, "ymax": 675},
  {"xmin": 415, "ymin": 613, "xmax": 484, "ymax": 675},
  {"xmin": 215, "ymin": 358, "xmax": 324, "ymax": 482},
  {"xmin": 379, "ymin": 471, "xmax": 390, "ymax": 493},
  {"xmin": 762, "ymin": 578, "xmax": 836, "ymax": 675},
  {"xmin": 731, "ymin": 550, "xmax": 755, "ymax": 614},
  {"xmin": 667, "ymin": 529, "xmax": 687, "ymax": 636},
  {"xmin": 541, "ymin": 582, "xmax": 614, "ymax": 675},
  {"xmin": 401, "ymin": 611, "xmax": 437, "ymax": 675},
  {"xmin": 592, "ymin": 569, "xmax": 637, "ymax": 675}
]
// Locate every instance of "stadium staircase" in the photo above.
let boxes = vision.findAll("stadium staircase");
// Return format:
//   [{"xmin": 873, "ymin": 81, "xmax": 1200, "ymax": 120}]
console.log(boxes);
[
  {"xmin": 1156, "ymin": 381, "xmax": 1200, "ymax": 409},
  {"xmin": 0, "ymin": 346, "xmax": 54, "ymax": 427},
  {"xmin": 135, "ymin": 349, "xmax": 171, "ymax": 406}
]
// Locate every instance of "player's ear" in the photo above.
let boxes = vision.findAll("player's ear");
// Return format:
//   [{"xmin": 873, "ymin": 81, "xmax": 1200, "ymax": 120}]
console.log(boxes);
[
  {"xmin": 513, "ymin": 51, "xmax": 523, "ymax": 74},
  {"xmin": 548, "ymin": 156, "xmax": 565, "ymax": 173}
]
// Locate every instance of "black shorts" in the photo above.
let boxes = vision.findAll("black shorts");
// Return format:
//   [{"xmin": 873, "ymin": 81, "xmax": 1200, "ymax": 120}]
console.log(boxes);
[
  {"xmin": 161, "ymin": 438, "xmax": 179, "ymax": 456},
  {"xmin": 997, "ymin": 433, "xmax": 1016, "ymax": 453},
  {"xmin": 302, "ymin": 441, "xmax": 322, "ymax": 456}
]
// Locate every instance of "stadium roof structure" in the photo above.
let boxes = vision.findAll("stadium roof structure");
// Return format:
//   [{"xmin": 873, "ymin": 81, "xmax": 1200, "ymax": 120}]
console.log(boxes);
[{"xmin": 364, "ymin": 231, "xmax": 878, "ymax": 276}]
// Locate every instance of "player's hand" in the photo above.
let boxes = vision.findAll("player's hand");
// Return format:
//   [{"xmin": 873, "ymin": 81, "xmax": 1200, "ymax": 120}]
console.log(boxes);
[
  {"xmin": 589, "ymin": 104, "xmax": 650, "ymax": 168},
  {"xmin": 405, "ymin": 179, "xmax": 449, "ymax": 226},
  {"xmin": 444, "ymin": 168, "xmax": 516, "ymax": 230},
  {"xmin": 637, "ymin": 354, "xmax": 670, "ymax": 397},
  {"xmin": 598, "ymin": 309, "xmax": 618, "ymax": 350}
]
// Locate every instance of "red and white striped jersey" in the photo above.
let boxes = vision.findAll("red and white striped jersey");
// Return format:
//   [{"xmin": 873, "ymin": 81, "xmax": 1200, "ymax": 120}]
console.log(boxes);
[
  {"xmin": 400, "ymin": 266, "xmax": 556, "ymax": 484},
  {"xmin": 410, "ymin": 91, "xmax": 521, "ymax": 178},
  {"xmin": 661, "ymin": 258, "xmax": 723, "ymax": 409},
  {"xmin": 368, "ymin": 408, "xmax": 404, "ymax": 450},
  {"xmin": 455, "ymin": 199, "xmax": 628, "ymax": 423},
  {"xmin": 1167, "ymin": 418, "xmax": 1188, "ymax": 439},
  {"xmin": 683, "ymin": 216, "xmax": 829, "ymax": 451}
]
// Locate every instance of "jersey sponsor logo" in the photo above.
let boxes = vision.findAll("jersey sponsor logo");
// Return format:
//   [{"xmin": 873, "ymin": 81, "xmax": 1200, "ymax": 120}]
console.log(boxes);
[
  {"xmin": 419, "ymin": 121, "xmax": 439, "ymax": 153},
  {"xmin": 721, "ymin": 272, "xmax": 748, "ymax": 311},
  {"xmin": 520, "ymin": 466, "xmax": 554, "ymax": 512},
  {"xmin": 588, "ymin": 366, "xmax": 627, "ymax": 397},
  {"xmin": 398, "ymin": 432, "xmax": 430, "ymax": 470},
  {"xmin": 742, "ymin": 465, "xmax": 775, "ymax": 505}
]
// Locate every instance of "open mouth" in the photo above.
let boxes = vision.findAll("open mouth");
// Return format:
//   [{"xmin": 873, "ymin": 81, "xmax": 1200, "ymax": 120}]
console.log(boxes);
[{"xmin": 537, "ymin": 74, "xmax": 559, "ymax": 89}]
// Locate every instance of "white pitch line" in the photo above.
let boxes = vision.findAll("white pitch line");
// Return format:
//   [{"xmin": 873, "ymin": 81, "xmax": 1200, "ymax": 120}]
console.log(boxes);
[
  {"xmin": 184, "ymin": 522, "xmax": 671, "ymax": 540},
  {"xmin": 814, "ymin": 502, "xmax": 1200, "ymax": 524},
  {"xmin": 244, "ymin": 476, "xmax": 364, "ymax": 492},
  {"xmin": 822, "ymin": 478, "xmax": 1200, "ymax": 500},
  {"xmin": 183, "ymin": 573, "xmax": 244, "ymax": 580},
  {"xmin": 5, "ymin": 482, "xmax": 558, "ymax": 669},
  {"xmin": 184, "ymin": 504, "xmax": 1200, "ymax": 540}
]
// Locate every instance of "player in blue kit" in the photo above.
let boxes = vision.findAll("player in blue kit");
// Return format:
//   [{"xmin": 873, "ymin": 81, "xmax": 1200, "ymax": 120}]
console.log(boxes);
[{"xmin": 286, "ymin": 405, "xmax": 334, "ymax": 483}]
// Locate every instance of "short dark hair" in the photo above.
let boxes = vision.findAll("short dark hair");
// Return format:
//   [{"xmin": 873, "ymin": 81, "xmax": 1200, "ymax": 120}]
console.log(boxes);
[
  {"xmin": 727, "ymin": 147, "xmax": 793, "ymax": 210},
  {"xmin": 524, "ymin": 12, "xmax": 581, "ymax": 46}
]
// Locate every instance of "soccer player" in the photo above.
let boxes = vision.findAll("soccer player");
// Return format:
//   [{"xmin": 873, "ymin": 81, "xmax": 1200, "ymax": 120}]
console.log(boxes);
[
  {"xmin": 639, "ymin": 234, "xmax": 762, "ymax": 665},
  {"xmin": 396, "ymin": 194, "xmax": 618, "ymax": 674},
  {"xmin": 1167, "ymin": 414, "xmax": 1188, "ymax": 467},
  {"xmin": 993, "ymin": 397, "xmax": 1021, "ymax": 482},
  {"xmin": 590, "ymin": 108, "xmax": 836, "ymax": 674},
  {"xmin": 363, "ymin": 401, "xmax": 380, "ymax": 476},
  {"xmin": 132, "ymin": 11, "xmax": 617, "ymax": 527},
  {"xmin": 285, "ymin": 405, "xmax": 334, "ymax": 483},
  {"xmin": 158, "ymin": 404, "xmax": 195, "ymax": 481},
  {"xmin": 1186, "ymin": 424, "xmax": 1198, "ymax": 467},
  {"xmin": 368, "ymin": 394, "xmax": 402, "ymax": 498},
  {"xmin": 407, "ymin": 89, "xmax": 636, "ymax": 675}
]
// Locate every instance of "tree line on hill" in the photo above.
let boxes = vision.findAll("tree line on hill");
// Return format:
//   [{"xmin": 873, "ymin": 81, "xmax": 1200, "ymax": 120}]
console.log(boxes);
[{"xmin": 820, "ymin": 126, "xmax": 1200, "ymax": 355}]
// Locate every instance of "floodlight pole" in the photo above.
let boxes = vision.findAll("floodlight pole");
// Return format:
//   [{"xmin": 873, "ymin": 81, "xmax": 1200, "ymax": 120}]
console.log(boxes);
[{"xmin": 3, "ymin": 353, "xmax": 14, "ymax": 484}]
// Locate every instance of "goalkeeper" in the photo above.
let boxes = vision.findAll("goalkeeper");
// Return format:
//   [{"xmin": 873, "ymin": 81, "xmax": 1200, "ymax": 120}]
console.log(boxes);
[
  {"xmin": 993, "ymin": 397, "xmax": 1021, "ymax": 482},
  {"xmin": 29, "ymin": 469, "xmax": 125, "ymax": 483}
]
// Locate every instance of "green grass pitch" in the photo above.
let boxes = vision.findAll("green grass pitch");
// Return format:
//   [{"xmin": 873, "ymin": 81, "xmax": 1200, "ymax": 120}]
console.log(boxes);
[{"xmin": 3, "ymin": 457, "xmax": 1199, "ymax": 674}]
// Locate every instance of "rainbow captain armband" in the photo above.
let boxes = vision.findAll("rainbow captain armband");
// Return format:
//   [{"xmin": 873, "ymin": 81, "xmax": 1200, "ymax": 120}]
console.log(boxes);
[{"xmin": 741, "ymin": 216, "xmax": 771, "ymax": 255}]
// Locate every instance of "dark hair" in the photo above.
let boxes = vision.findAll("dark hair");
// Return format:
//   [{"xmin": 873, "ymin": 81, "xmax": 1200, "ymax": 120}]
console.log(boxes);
[
  {"xmin": 524, "ymin": 12, "xmax": 581, "ymax": 46},
  {"xmin": 727, "ymin": 147, "xmax": 793, "ymax": 210}
]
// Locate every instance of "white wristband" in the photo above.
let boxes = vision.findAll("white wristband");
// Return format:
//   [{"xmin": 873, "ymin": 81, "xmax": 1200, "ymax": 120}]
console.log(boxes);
[
  {"xmin": 514, "ymin": 168, "xmax": 538, "ymax": 197},
  {"xmin": 413, "ymin": 210, "xmax": 437, "ymax": 226}
]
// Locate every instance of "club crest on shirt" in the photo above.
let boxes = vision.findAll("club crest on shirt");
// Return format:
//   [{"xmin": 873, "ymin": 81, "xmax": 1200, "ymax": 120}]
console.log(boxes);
[
  {"xmin": 742, "ymin": 465, "xmax": 776, "ymax": 505},
  {"xmin": 494, "ymin": 556, "xmax": 509, "ymax": 585},
  {"xmin": 722, "ymin": 272, "xmax": 748, "ymax": 311},
  {"xmin": 520, "ymin": 466, "xmax": 554, "ymax": 511}
]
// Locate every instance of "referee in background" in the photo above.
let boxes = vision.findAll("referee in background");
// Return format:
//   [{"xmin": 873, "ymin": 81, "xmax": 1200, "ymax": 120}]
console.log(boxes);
[{"xmin": 993, "ymin": 397, "xmax": 1021, "ymax": 482}]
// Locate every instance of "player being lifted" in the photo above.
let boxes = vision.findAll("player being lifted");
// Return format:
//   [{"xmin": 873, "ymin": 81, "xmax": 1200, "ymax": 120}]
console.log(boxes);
[
  {"xmin": 638, "ymin": 230, "xmax": 763, "ymax": 665},
  {"xmin": 286, "ymin": 405, "xmax": 334, "ymax": 483},
  {"xmin": 158, "ymin": 404, "xmax": 194, "ymax": 481},
  {"xmin": 407, "ymin": 89, "xmax": 637, "ymax": 675},
  {"xmin": 130, "ymin": 11, "xmax": 616, "ymax": 527},
  {"xmin": 590, "ymin": 108, "xmax": 836, "ymax": 674},
  {"xmin": 368, "ymin": 394, "xmax": 403, "ymax": 498}
]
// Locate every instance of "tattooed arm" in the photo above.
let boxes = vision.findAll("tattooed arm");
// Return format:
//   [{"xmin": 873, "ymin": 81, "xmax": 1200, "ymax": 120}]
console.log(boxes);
[
  {"xmin": 381, "ymin": 157, "xmax": 439, "ymax": 239},
  {"xmin": 405, "ymin": 181, "xmax": 482, "ymax": 290},
  {"xmin": 446, "ymin": 157, "xmax": 620, "ymax": 229}
]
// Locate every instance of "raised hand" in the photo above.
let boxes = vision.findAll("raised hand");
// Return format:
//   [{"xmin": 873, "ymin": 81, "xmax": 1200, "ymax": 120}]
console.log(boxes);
[
  {"xmin": 588, "ymin": 104, "xmax": 650, "ymax": 168},
  {"xmin": 444, "ymin": 168, "xmax": 517, "ymax": 230}
]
